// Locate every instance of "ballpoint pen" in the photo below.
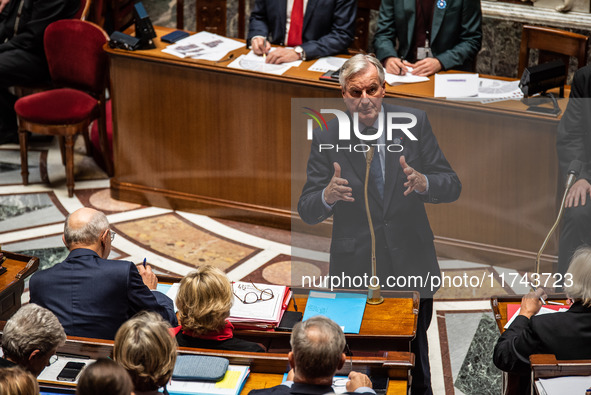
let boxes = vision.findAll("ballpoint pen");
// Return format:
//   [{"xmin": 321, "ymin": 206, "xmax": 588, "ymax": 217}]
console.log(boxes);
[{"xmin": 143, "ymin": 258, "xmax": 147, "ymax": 268}]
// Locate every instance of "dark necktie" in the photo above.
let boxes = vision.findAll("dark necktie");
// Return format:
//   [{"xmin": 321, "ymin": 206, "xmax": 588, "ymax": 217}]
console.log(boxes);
[
  {"xmin": 286, "ymin": 0, "xmax": 303, "ymax": 46},
  {"xmin": 370, "ymin": 148, "xmax": 384, "ymax": 200},
  {"xmin": 364, "ymin": 127, "xmax": 384, "ymax": 200}
]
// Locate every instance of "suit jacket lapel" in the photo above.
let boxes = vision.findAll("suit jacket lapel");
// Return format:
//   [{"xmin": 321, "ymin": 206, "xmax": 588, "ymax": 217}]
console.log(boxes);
[
  {"xmin": 303, "ymin": 0, "xmax": 318, "ymax": 32},
  {"xmin": 278, "ymin": 0, "xmax": 287, "ymax": 41},
  {"xmin": 404, "ymin": 0, "xmax": 416, "ymax": 51},
  {"xmin": 431, "ymin": 0, "xmax": 447, "ymax": 44}
]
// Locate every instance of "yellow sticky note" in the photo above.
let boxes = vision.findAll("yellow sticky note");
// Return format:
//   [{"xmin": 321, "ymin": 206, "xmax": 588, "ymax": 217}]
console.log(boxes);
[{"xmin": 215, "ymin": 370, "xmax": 241, "ymax": 389}]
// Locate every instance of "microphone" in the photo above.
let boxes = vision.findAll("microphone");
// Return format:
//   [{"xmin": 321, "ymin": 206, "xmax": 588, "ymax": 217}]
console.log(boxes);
[
  {"xmin": 565, "ymin": 160, "xmax": 583, "ymax": 191},
  {"xmin": 534, "ymin": 159, "xmax": 583, "ymax": 284},
  {"xmin": 364, "ymin": 145, "xmax": 383, "ymax": 305}
]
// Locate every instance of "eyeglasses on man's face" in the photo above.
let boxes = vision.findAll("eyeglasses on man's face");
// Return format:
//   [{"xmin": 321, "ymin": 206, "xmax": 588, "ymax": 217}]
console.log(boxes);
[
  {"xmin": 109, "ymin": 229, "xmax": 116, "ymax": 242},
  {"xmin": 232, "ymin": 281, "xmax": 274, "ymax": 304}
]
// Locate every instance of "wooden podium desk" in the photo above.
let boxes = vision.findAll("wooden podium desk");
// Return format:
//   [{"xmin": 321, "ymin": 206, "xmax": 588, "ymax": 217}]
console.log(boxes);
[
  {"xmin": 234, "ymin": 290, "xmax": 419, "ymax": 354},
  {"xmin": 158, "ymin": 279, "xmax": 419, "ymax": 355},
  {"xmin": 106, "ymin": 27, "xmax": 567, "ymax": 270},
  {"xmin": 490, "ymin": 294, "xmax": 567, "ymax": 334},
  {"xmin": 37, "ymin": 335, "xmax": 413, "ymax": 395},
  {"xmin": 0, "ymin": 251, "xmax": 38, "ymax": 320}
]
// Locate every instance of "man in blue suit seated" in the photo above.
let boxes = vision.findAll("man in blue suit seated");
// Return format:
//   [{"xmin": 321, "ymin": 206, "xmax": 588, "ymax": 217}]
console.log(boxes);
[
  {"xmin": 249, "ymin": 316, "xmax": 375, "ymax": 395},
  {"xmin": 247, "ymin": 0, "xmax": 356, "ymax": 64},
  {"xmin": 30, "ymin": 207, "xmax": 177, "ymax": 340}
]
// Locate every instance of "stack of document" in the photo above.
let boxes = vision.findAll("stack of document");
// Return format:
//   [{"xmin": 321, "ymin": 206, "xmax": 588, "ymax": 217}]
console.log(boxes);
[
  {"xmin": 168, "ymin": 365, "xmax": 250, "ymax": 395},
  {"xmin": 162, "ymin": 31, "xmax": 243, "ymax": 61},
  {"xmin": 229, "ymin": 282, "xmax": 292, "ymax": 329}
]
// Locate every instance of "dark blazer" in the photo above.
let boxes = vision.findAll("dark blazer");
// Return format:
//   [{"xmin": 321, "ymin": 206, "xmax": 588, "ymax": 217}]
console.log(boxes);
[
  {"xmin": 557, "ymin": 65, "xmax": 591, "ymax": 183},
  {"xmin": 493, "ymin": 302, "xmax": 591, "ymax": 392},
  {"xmin": 373, "ymin": 0, "xmax": 482, "ymax": 71},
  {"xmin": 297, "ymin": 103, "xmax": 461, "ymax": 295},
  {"xmin": 29, "ymin": 248, "xmax": 178, "ymax": 340},
  {"xmin": 249, "ymin": 382, "xmax": 375, "ymax": 395},
  {"xmin": 247, "ymin": 0, "xmax": 356, "ymax": 60},
  {"xmin": 176, "ymin": 331, "xmax": 265, "ymax": 352},
  {"xmin": 0, "ymin": 0, "xmax": 79, "ymax": 55}
]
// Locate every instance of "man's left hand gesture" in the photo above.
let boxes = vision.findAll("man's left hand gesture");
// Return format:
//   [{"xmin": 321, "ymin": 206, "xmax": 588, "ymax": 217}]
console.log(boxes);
[{"xmin": 400, "ymin": 155, "xmax": 427, "ymax": 196}]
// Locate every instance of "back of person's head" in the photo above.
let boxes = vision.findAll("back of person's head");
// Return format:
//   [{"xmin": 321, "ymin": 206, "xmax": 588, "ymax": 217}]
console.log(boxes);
[
  {"xmin": 113, "ymin": 311, "xmax": 177, "ymax": 392},
  {"xmin": 176, "ymin": 266, "xmax": 233, "ymax": 335},
  {"xmin": 0, "ymin": 366, "xmax": 39, "ymax": 395},
  {"xmin": 2, "ymin": 303, "xmax": 66, "ymax": 375},
  {"xmin": 290, "ymin": 316, "xmax": 346, "ymax": 380},
  {"xmin": 77, "ymin": 358, "xmax": 133, "ymax": 395},
  {"xmin": 565, "ymin": 246, "xmax": 591, "ymax": 305},
  {"xmin": 64, "ymin": 207, "xmax": 109, "ymax": 247},
  {"xmin": 339, "ymin": 54, "xmax": 385, "ymax": 89}
]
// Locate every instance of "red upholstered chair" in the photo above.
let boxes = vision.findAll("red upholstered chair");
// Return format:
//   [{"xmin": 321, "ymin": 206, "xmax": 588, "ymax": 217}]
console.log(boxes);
[{"xmin": 14, "ymin": 20, "xmax": 112, "ymax": 198}]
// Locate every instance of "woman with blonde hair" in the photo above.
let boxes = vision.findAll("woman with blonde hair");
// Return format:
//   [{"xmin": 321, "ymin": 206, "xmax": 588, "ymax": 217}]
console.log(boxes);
[
  {"xmin": 174, "ymin": 266, "xmax": 264, "ymax": 352},
  {"xmin": 114, "ymin": 311, "xmax": 177, "ymax": 395},
  {"xmin": 0, "ymin": 366, "xmax": 39, "ymax": 395}
]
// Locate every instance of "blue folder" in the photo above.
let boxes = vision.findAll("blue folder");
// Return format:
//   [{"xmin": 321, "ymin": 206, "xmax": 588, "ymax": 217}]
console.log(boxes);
[{"xmin": 302, "ymin": 291, "xmax": 367, "ymax": 334}]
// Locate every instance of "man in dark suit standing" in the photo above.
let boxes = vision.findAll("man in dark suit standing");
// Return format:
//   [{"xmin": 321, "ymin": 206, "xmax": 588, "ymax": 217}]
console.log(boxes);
[
  {"xmin": 373, "ymin": 0, "xmax": 481, "ymax": 76},
  {"xmin": 556, "ymin": 65, "xmax": 591, "ymax": 276},
  {"xmin": 298, "ymin": 54, "xmax": 461, "ymax": 395},
  {"xmin": 249, "ymin": 316, "xmax": 375, "ymax": 395},
  {"xmin": 247, "ymin": 0, "xmax": 356, "ymax": 64},
  {"xmin": 0, "ymin": 0, "xmax": 79, "ymax": 144},
  {"xmin": 30, "ymin": 207, "xmax": 177, "ymax": 340}
]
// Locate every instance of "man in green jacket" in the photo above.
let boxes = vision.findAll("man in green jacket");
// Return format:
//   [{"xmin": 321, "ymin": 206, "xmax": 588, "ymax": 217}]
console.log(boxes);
[{"xmin": 373, "ymin": 0, "xmax": 482, "ymax": 77}]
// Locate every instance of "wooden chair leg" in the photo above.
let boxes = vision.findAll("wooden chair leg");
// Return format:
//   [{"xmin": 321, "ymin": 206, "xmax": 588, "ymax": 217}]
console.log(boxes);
[
  {"xmin": 97, "ymin": 100, "xmax": 113, "ymax": 176},
  {"xmin": 18, "ymin": 127, "xmax": 29, "ymax": 186},
  {"xmin": 64, "ymin": 135, "xmax": 75, "ymax": 198},
  {"xmin": 83, "ymin": 127, "xmax": 92, "ymax": 156},
  {"xmin": 59, "ymin": 136, "xmax": 66, "ymax": 165}
]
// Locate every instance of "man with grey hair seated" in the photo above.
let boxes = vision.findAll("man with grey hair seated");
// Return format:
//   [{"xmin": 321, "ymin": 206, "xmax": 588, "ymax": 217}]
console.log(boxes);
[
  {"xmin": 0, "ymin": 303, "xmax": 66, "ymax": 376},
  {"xmin": 248, "ymin": 316, "xmax": 375, "ymax": 395},
  {"xmin": 493, "ymin": 246, "xmax": 591, "ymax": 393},
  {"xmin": 29, "ymin": 207, "xmax": 177, "ymax": 340}
]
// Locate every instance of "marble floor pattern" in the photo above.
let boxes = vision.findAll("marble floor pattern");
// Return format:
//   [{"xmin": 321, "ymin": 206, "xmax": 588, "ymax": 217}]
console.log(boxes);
[{"xmin": 0, "ymin": 139, "xmax": 529, "ymax": 394}]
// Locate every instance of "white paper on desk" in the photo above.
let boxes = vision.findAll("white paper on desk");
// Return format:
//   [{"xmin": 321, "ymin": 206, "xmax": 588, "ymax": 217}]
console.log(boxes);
[
  {"xmin": 434, "ymin": 73, "xmax": 479, "ymax": 98},
  {"xmin": 162, "ymin": 31, "xmax": 243, "ymax": 60},
  {"xmin": 166, "ymin": 282, "xmax": 180, "ymax": 311},
  {"xmin": 536, "ymin": 375, "xmax": 591, "ymax": 395},
  {"xmin": 227, "ymin": 50, "xmax": 302, "ymax": 75},
  {"xmin": 38, "ymin": 356, "xmax": 95, "ymax": 385},
  {"xmin": 308, "ymin": 56, "xmax": 346, "ymax": 72},
  {"xmin": 450, "ymin": 78, "xmax": 524, "ymax": 103},
  {"xmin": 503, "ymin": 306, "xmax": 568, "ymax": 329},
  {"xmin": 385, "ymin": 71, "xmax": 429, "ymax": 86}
]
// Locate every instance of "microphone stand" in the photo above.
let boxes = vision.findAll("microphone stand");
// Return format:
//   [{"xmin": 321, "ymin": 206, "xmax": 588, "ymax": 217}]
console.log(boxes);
[
  {"xmin": 365, "ymin": 146, "xmax": 384, "ymax": 305},
  {"xmin": 534, "ymin": 169, "xmax": 579, "ymax": 278}
]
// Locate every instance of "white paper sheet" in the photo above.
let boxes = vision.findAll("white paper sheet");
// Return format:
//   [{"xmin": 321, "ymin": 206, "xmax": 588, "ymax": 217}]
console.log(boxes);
[
  {"xmin": 227, "ymin": 50, "xmax": 302, "ymax": 75},
  {"xmin": 434, "ymin": 73, "xmax": 479, "ymax": 98},
  {"xmin": 384, "ymin": 70, "xmax": 429, "ymax": 85},
  {"xmin": 536, "ymin": 375, "xmax": 591, "ymax": 395},
  {"xmin": 38, "ymin": 356, "xmax": 95, "ymax": 385},
  {"xmin": 308, "ymin": 57, "xmax": 346, "ymax": 73}
]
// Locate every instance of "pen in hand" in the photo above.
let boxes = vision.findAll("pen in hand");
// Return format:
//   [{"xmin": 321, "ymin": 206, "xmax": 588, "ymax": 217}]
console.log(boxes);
[{"xmin": 143, "ymin": 258, "xmax": 147, "ymax": 268}]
